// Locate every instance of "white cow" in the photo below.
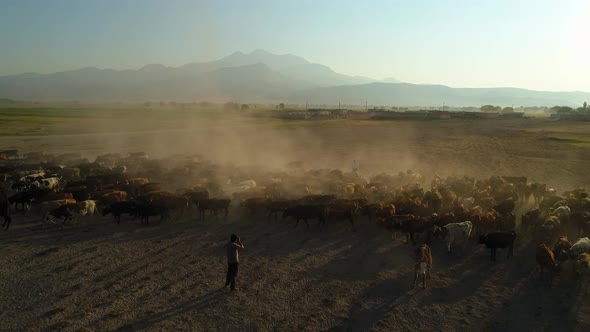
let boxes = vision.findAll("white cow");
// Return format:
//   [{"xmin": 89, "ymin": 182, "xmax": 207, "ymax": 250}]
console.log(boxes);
[
  {"xmin": 78, "ymin": 200, "xmax": 97, "ymax": 216},
  {"xmin": 32, "ymin": 177, "xmax": 61, "ymax": 191},
  {"xmin": 19, "ymin": 172, "xmax": 45, "ymax": 182},
  {"xmin": 551, "ymin": 205, "xmax": 571, "ymax": 224},
  {"xmin": 442, "ymin": 221, "xmax": 473, "ymax": 253},
  {"xmin": 570, "ymin": 237, "xmax": 590, "ymax": 256},
  {"xmin": 71, "ymin": 200, "xmax": 97, "ymax": 222}
]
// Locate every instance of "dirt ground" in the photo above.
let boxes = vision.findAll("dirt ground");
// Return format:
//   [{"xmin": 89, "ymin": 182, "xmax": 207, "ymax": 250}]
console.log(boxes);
[{"xmin": 1, "ymin": 112, "xmax": 590, "ymax": 331}]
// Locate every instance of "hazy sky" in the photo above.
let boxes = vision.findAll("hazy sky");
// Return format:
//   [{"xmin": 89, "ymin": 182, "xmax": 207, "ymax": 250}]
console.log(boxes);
[{"xmin": 1, "ymin": 0, "xmax": 588, "ymax": 91}]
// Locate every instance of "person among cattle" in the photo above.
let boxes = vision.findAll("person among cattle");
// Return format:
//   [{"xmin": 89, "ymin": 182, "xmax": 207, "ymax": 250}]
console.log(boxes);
[
  {"xmin": 225, "ymin": 234, "xmax": 245, "ymax": 291},
  {"xmin": 352, "ymin": 159, "xmax": 360, "ymax": 176}
]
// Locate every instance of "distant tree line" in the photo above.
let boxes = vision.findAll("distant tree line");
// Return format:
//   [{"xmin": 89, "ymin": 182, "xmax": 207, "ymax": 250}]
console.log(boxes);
[
  {"xmin": 480, "ymin": 105, "xmax": 514, "ymax": 114},
  {"xmin": 550, "ymin": 102, "xmax": 589, "ymax": 114}
]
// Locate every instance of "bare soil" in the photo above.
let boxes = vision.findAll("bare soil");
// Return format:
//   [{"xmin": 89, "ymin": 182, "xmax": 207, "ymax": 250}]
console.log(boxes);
[{"xmin": 1, "ymin": 114, "xmax": 590, "ymax": 331}]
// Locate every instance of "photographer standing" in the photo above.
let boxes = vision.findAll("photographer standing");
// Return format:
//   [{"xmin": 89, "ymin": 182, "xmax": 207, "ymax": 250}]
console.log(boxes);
[{"xmin": 225, "ymin": 234, "xmax": 245, "ymax": 291}]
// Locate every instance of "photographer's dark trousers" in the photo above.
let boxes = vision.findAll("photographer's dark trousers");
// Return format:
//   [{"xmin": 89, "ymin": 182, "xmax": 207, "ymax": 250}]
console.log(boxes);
[{"xmin": 225, "ymin": 263, "xmax": 239, "ymax": 290}]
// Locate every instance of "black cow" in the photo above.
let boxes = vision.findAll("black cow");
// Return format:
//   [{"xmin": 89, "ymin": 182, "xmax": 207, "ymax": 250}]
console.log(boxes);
[
  {"xmin": 8, "ymin": 192, "xmax": 33, "ymax": 211},
  {"xmin": 135, "ymin": 202, "xmax": 169, "ymax": 225},
  {"xmin": 479, "ymin": 231, "xmax": 516, "ymax": 261},
  {"xmin": 8, "ymin": 188, "xmax": 50, "ymax": 212},
  {"xmin": 1, "ymin": 192, "xmax": 12, "ymax": 229},
  {"xmin": 46, "ymin": 205, "xmax": 73, "ymax": 225},
  {"xmin": 102, "ymin": 201, "xmax": 138, "ymax": 224},
  {"xmin": 326, "ymin": 208, "xmax": 355, "ymax": 230},
  {"xmin": 571, "ymin": 211, "xmax": 590, "ymax": 236},
  {"xmin": 493, "ymin": 198, "xmax": 515, "ymax": 215},
  {"xmin": 300, "ymin": 195, "xmax": 337, "ymax": 206},
  {"xmin": 390, "ymin": 217, "xmax": 434, "ymax": 245},
  {"xmin": 497, "ymin": 213, "xmax": 516, "ymax": 231},
  {"xmin": 196, "ymin": 198, "xmax": 231, "ymax": 220},
  {"xmin": 283, "ymin": 205, "xmax": 327, "ymax": 228},
  {"xmin": 183, "ymin": 190, "xmax": 210, "ymax": 206}
]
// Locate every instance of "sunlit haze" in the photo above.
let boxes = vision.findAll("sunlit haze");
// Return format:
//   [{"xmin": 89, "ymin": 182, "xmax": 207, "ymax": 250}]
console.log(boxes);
[{"xmin": 1, "ymin": 0, "xmax": 588, "ymax": 92}]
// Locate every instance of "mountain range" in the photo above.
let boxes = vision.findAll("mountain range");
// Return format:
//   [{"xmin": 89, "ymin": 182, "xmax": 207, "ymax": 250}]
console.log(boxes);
[{"xmin": 0, "ymin": 49, "xmax": 588, "ymax": 107}]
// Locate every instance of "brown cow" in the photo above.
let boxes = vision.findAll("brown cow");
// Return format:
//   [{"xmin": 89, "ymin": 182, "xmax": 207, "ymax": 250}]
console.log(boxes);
[
  {"xmin": 531, "ymin": 216, "xmax": 559, "ymax": 243},
  {"xmin": 137, "ymin": 183, "xmax": 165, "ymax": 196},
  {"xmin": 536, "ymin": 244, "xmax": 559, "ymax": 284},
  {"xmin": 98, "ymin": 191, "xmax": 127, "ymax": 205},
  {"xmin": 342, "ymin": 183, "xmax": 355, "ymax": 196},
  {"xmin": 125, "ymin": 178, "xmax": 150, "ymax": 187},
  {"xmin": 373, "ymin": 204, "xmax": 396, "ymax": 219},
  {"xmin": 553, "ymin": 236, "xmax": 573, "ymax": 261},
  {"xmin": 471, "ymin": 210, "xmax": 496, "ymax": 235},
  {"xmin": 349, "ymin": 196, "xmax": 369, "ymax": 207},
  {"xmin": 31, "ymin": 199, "xmax": 76, "ymax": 222},
  {"xmin": 432, "ymin": 212, "xmax": 456, "ymax": 227}
]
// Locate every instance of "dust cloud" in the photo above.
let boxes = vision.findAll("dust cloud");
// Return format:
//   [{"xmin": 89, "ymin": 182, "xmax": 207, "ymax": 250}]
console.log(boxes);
[{"xmin": 2, "ymin": 109, "xmax": 590, "ymax": 192}]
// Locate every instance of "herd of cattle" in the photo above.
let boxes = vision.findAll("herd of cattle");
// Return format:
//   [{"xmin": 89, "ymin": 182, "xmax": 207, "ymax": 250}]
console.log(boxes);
[{"xmin": 1, "ymin": 151, "xmax": 590, "ymax": 287}]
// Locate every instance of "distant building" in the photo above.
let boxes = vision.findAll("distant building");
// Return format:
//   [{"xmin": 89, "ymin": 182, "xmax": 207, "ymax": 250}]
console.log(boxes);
[
  {"xmin": 551, "ymin": 113, "xmax": 590, "ymax": 121},
  {"xmin": 368, "ymin": 110, "xmax": 428, "ymax": 119},
  {"xmin": 265, "ymin": 108, "xmax": 358, "ymax": 120},
  {"xmin": 426, "ymin": 111, "xmax": 451, "ymax": 119}
]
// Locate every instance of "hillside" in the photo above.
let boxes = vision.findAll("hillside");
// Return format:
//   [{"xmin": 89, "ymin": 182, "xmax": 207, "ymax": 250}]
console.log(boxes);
[{"xmin": 0, "ymin": 50, "xmax": 588, "ymax": 106}]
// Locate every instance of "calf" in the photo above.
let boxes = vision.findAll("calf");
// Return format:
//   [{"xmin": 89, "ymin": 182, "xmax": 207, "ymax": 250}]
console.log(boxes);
[
  {"xmin": 479, "ymin": 231, "xmax": 516, "ymax": 261},
  {"xmin": 414, "ymin": 244, "xmax": 433, "ymax": 289}
]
